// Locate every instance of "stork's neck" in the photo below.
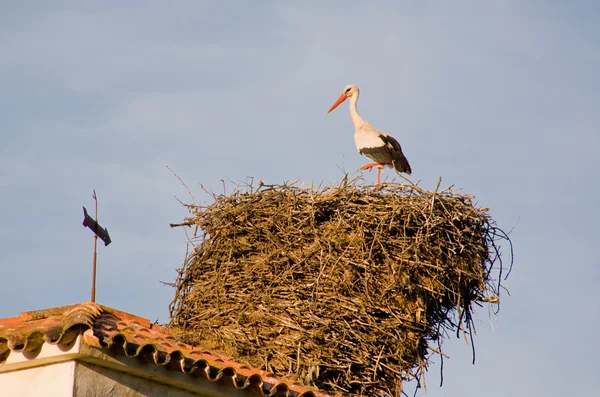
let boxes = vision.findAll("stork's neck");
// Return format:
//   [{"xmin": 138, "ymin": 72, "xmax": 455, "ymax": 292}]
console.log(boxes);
[{"xmin": 349, "ymin": 93, "xmax": 366, "ymax": 128}]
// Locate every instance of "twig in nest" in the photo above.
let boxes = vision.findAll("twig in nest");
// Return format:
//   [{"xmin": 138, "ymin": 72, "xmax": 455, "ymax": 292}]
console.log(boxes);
[{"xmin": 166, "ymin": 166, "xmax": 196, "ymax": 206}]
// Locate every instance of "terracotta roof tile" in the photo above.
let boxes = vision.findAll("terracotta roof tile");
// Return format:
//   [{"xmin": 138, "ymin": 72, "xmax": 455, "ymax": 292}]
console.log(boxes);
[{"xmin": 0, "ymin": 303, "xmax": 336, "ymax": 397}]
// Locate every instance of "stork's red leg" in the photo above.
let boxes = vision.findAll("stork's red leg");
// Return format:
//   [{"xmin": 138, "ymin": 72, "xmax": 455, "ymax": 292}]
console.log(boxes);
[
  {"xmin": 360, "ymin": 163, "xmax": 385, "ymax": 184},
  {"xmin": 360, "ymin": 162, "xmax": 384, "ymax": 171}
]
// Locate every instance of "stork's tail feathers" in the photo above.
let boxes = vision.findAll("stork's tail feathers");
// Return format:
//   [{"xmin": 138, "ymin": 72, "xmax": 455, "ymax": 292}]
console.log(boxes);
[{"xmin": 392, "ymin": 154, "xmax": 412, "ymax": 175}]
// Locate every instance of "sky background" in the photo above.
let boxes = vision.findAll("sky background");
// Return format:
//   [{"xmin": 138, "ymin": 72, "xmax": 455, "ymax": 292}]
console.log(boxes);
[{"xmin": 1, "ymin": 1, "xmax": 599, "ymax": 396}]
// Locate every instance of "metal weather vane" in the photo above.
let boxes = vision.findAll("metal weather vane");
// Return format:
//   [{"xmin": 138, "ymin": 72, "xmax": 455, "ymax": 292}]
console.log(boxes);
[{"xmin": 82, "ymin": 190, "xmax": 112, "ymax": 302}]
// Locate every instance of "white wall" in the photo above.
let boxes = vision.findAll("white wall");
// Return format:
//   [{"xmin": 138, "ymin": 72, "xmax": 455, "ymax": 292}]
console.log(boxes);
[{"xmin": 0, "ymin": 361, "xmax": 75, "ymax": 397}]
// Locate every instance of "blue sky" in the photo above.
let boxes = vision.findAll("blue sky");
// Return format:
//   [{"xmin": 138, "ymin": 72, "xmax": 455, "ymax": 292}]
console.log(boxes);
[{"xmin": 1, "ymin": 2, "xmax": 599, "ymax": 396}]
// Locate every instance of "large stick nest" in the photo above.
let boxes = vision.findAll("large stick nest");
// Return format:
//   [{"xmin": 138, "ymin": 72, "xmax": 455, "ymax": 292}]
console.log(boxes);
[{"xmin": 168, "ymin": 177, "xmax": 511, "ymax": 396}]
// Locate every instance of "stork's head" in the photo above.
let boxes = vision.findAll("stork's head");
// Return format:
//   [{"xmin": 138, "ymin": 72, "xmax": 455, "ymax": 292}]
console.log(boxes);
[{"xmin": 327, "ymin": 84, "xmax": 359, "ymax": 113}]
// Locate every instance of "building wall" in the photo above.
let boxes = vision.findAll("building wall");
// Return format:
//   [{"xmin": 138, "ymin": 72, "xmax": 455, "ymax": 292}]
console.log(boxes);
[
  {"xmin": 0, "ymin": 361, "xmax": 76, "ymax": 397},
  {"xmin": 73, "ymin": 361, "xmax": 203, "ymax": 397}
]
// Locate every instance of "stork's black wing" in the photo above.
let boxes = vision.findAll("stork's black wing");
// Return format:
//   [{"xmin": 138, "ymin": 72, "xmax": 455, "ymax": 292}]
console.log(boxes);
[{"xmin": 378, "ymin": 134, "xmax": 412, "ymax": 174}]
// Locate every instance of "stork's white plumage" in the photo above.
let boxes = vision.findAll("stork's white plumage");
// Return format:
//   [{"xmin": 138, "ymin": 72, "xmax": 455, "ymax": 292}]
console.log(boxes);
[{"xmin": 328, "ymin": 84, "xmax": 411, "ymax": 184}]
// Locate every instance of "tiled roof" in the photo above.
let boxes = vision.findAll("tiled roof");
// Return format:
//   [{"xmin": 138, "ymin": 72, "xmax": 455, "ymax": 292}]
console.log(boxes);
[{"xmin": 0, "ymin": 302, "xmax": 334, "ymax": 397}]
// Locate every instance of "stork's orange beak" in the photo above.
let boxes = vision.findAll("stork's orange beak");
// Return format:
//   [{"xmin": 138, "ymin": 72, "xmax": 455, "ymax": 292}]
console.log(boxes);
[{"xmin": 327, "ymin": 93, "xmax": 348, "ymax": 113}]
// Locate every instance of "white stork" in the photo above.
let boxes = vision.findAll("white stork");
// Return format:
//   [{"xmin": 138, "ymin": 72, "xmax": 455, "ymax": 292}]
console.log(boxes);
[{"xmin": 327, "ymin": 84, "xmax": 411, "ymax": 184}]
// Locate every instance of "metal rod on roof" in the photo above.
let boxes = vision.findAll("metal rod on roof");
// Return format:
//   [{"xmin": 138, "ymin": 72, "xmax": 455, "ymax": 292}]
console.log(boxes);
[
  {"xmin": 82, "ymin": 189, "xmax": 112, "ymax": 303},
  {"xmin": 92, "ymin": 190, "xmax": 98, "ymax": 302}
]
